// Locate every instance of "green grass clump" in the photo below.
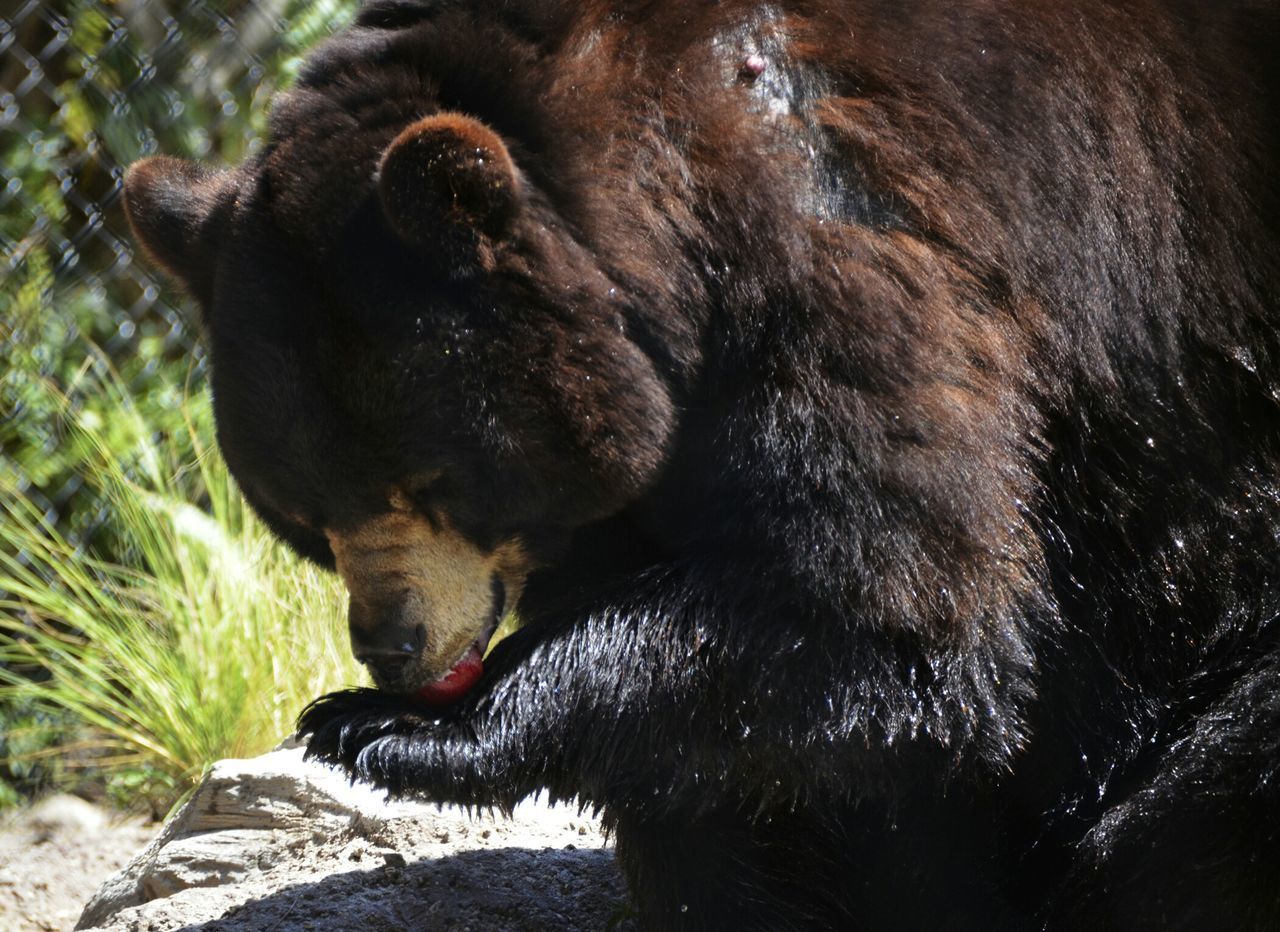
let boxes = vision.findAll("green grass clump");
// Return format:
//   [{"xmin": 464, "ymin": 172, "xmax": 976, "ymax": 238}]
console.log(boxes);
[{"xmin": 0, "ymin": 357, "xmax": 364, "ymax": 813}]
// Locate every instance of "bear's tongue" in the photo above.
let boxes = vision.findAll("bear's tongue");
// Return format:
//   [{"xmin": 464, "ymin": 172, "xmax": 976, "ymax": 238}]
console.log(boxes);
[{"xmin": 415, "ymin": 645, "xmax": 483, "ymax": 705}]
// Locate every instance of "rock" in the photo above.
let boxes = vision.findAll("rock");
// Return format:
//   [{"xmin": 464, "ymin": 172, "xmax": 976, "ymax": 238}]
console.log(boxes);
[
  {"xmin": 76, "ymin": 743, "xmax": 632, "ymax": 931},
  {"xmin": 24, "ymin": 794, "xmax": 108, "ymax": 838}
]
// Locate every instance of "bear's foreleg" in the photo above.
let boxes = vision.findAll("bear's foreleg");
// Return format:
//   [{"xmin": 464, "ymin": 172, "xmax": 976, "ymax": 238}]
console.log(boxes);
[{"xmin": 300, "ymin": 558, "xmax": 1030, "ymax": 815}]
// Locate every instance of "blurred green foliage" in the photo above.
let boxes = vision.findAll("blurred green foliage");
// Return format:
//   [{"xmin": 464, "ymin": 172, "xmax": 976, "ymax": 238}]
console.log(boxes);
[
  {"xmin": 0, "ymin": 0, "xmax": 359, "ymax": 807},
  {"xmin": 0, "ymin": 362, "xmax": 362, "ymax": 816}
]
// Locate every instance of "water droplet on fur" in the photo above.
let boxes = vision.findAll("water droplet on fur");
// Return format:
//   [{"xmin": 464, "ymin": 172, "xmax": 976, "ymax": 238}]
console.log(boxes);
[{"xmin": 1233, "ymin": 346, "xmax": 1258, "ymax": 374}]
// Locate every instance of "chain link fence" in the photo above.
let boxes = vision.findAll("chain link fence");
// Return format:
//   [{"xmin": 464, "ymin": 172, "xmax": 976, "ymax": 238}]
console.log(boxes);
[
  {"xmin": 0, "ymin": 0, "xmax": 359, "ymax": 803},
  {"xmin": 1, "ymin": 0, "xmax": 356, "ymax": 545}
]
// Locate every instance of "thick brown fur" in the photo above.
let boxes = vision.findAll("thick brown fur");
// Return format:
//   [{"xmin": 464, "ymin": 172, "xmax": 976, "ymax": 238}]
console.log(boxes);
[{"xmin": 123, "ymin": 1, "xmax": 1280, "ymax": 929}]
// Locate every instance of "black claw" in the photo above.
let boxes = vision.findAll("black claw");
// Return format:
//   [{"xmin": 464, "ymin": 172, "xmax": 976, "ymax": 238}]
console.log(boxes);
[
  {"xmin": 297, "ymin": 688, "xmax": 422, "ymax": 775},
  {"xmin": 355, "ymin": 736, "xmax": 397, "ymax": 788},
  {"xmin": 294, "ymin": 689, "xmax": 489, "ymax": 802}
]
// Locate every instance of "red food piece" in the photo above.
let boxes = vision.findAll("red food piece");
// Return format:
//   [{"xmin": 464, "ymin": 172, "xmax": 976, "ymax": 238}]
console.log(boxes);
[{"xmin": 415, "ymin": 646, "xmax": 484, "ymax": 705}]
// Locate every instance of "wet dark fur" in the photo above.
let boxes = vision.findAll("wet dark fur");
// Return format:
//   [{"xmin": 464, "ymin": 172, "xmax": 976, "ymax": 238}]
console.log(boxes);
[{"xmin": 130, "ymin": 0, "xmax": 1279, "ymax": 928}]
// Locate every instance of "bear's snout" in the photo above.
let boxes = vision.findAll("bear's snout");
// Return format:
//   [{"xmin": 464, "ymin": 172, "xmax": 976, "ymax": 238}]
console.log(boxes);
[
  {"xmin": 323, "ymin": 511, "xmax": 529, "ymax": 695},
  {"xmin": 348, "ymin": 595, "xmax": 428, "ymax": 686}
]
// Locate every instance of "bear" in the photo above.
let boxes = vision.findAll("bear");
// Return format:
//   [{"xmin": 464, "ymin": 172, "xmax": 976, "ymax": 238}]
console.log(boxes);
[{"xmin": 120, "ymin": 0, "xmax": 1280, "ymax": 928}]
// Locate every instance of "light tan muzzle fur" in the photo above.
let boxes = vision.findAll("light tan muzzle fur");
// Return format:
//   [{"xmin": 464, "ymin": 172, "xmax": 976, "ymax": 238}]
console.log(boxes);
[{"xmin": 324, "ymin": 511, "xmax": 529, "ymax": 688}]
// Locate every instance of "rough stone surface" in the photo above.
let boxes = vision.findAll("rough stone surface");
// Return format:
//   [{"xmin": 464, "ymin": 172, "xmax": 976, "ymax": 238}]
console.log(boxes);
[{"xmin": 76, "ymin": 744, "xmax": 632, "ymax": 931}]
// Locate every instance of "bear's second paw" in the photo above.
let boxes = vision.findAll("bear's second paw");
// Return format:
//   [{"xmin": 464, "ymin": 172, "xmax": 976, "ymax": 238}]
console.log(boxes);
[
  {"xmin": 298, "ymin": 688, "xmax": 489, "ymax": 801},
  {"xmin": 299, "ymin": 690, "xmax": 426, "ymax": 785}
]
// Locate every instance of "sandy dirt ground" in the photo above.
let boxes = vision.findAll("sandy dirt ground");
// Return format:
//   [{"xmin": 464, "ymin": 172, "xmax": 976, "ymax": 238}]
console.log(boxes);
[
  {"xmin": 0, "ymin": 796, "xmax": 156, "ymax": 931},
  {"xmin": 0, "ymin": 790, "xmax": 633, "ymax": 930}
]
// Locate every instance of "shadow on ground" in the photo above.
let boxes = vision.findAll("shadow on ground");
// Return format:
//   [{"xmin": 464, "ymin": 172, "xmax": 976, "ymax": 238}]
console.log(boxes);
[{"xmin": 175, "ymin": 846, "xmax": 636, "ymax": 932}]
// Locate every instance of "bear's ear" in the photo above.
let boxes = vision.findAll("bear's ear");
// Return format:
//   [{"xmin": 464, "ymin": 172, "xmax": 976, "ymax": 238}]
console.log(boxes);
[
  {"xmin": 377, "ymin": 113, "xmax": 520, "ymax": 269},
  {"xmin": 122, "ymin": 157, "xmax": 231, "ymax": 304}
]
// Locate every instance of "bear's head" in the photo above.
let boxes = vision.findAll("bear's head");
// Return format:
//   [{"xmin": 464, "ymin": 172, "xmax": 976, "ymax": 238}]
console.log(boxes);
[{"xmin": 123, "ymin": 96, "xmax": 677, "ymax": 700}]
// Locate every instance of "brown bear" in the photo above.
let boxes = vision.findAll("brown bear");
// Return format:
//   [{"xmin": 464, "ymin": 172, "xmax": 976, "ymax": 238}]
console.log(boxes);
[{"xmin": 123, "ymin": 1, "xmax": 1280, "ymax": 928}]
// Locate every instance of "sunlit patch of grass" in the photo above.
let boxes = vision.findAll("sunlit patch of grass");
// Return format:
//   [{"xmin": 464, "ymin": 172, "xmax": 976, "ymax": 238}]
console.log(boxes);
[{"xmin": 0, "ymin": 355, "xmax": 364, "ymax": 813}]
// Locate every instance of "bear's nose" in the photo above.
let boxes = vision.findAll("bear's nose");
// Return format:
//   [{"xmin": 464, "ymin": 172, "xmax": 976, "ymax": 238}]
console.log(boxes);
[
  {"xmin": 350, "ymin": 605, "xmax": 426, "ymax": 685},
  {"xmin": 360, "ymin": 651, "xmax": 413, "ymax": 685}
]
